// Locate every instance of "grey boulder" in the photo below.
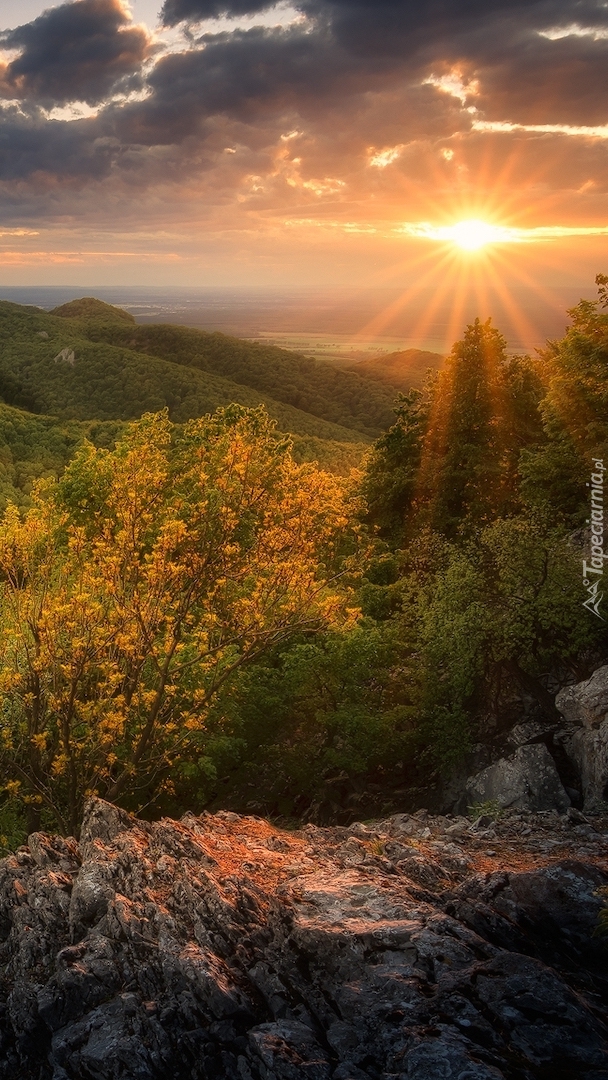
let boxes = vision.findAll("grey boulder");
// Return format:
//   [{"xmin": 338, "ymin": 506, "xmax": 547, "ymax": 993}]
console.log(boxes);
[
  {"xmin": 557, "ymin": 665, "xmax": 608, "ymax": 811},
  {"xmin": 464, "ymin": 743, "xmax": 570, "ymax": 813}
]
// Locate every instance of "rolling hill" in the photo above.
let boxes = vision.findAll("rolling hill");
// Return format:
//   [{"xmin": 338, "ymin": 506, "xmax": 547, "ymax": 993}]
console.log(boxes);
[
  {"xmin": 0, "ymin": 300, "xmax": 369, "ymax": 443},
  {"xmin": 0, "ymin": 297, "xmax": 389, "ymax": 509},
  {"xmin": 0, "ymin": 298, "xmax": 448, "ymax": 511},
  {"xmin": 348, "ymin": 348, "xmax": 444, "ymax": 391},
  {"xmin": 49, "ymin": 300, "xmax": 400, "ymax": 439}
]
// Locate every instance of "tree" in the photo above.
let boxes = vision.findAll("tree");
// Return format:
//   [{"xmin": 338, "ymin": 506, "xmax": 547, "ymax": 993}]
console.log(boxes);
[
  {"xmin": 363, "ymin": 320, "xmax": 544, "ymax": 544},
  {"xmin": 414, "ymin": 514, "xmax": 603, "ymax": 768},
  {"xmin": 194, "ymin": 622, "xmax": 418, "ymax": 821},
  {"xmin": 362, "ymin": 382, "xmax": 433, "ymax": 542},
  {"xmin": 521, "ymin": 274, "xmax": 608, "ymax": 523},
  {"xmin": 0, "ymin": 406, "xmax": 360, "ymax": 834}
]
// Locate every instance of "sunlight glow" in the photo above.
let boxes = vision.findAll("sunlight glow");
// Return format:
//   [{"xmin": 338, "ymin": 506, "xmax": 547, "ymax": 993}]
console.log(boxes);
[
  {"xmin": 369, "ymin": 145, "xmax": 405, "ymax": 168},
  {"xmin": 397, "ymin": 220, "xmax": 608, "ymax": 247},
  {"xmin": 472, "ymin": 120, "xmax": 608, "ymax": 139},
  {"xmin": 423, "ymin": 72, "xmax": 479, "ymax": 105},
  {"xmin": 447, "ymin": 220, "xmax": 508, "ymax": 250},
  {"xmin": 398, "ymin": 219, "xmax": 520, "ymax": 250},
  {"xmin": 539, "ymin": 23, "xmax": 608, "ymax": 40}
]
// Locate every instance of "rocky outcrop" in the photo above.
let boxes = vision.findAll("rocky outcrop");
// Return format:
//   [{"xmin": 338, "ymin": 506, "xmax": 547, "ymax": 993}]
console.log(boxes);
[
  {"xmin": 53, "ymin": 348, "xmax": 76, "ymax": 365},
  {"xmin": 557, "ymin": 665, "xmax": 608, "ymax": 811},
  {"xmin": 463, "ymin": 743, "xmax": 571, "ymax": 814},
  {"xmin": 557, "ymin": 666, "xmax": 608, "ymax": 730},
  {"xmin": 0, "ymin": 799, "xmax": 607, "ymax": 1079}
]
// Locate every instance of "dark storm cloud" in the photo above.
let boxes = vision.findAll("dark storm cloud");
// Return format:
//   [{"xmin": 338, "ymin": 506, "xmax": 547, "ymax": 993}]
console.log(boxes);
[
  {"xmin": 471, "ymin": 33, "xmax": 608, "ymax": 126},
  {"xmin": 161, "ymin": 0, "xmax": 608, "ymax": 47},
  {"xmin": 140, "ymin": 27, "xmax": 358, "ymax": 128},
  {"xmin": 149, "ymin": 0, "xmax": 608, "ymax": 129},
  {"xmin": 0, "ymin": 0, "xmax": 151, "ymax": 106},
  {"xmin": 161, "ymin": 0, "xmax": 276, "ymax": 27},
  {"xmin": 0, "ymin": 109, "xmax": 126, "ymax": 182}
]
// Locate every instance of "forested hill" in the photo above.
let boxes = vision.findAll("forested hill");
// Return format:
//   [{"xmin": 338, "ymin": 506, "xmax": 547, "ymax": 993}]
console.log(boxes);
[
  {"xmin": 48, "ymin": 298, "xmax": 400, "ymax": 438},
  {"xmin": 0, "ymin": 299, "xmax": 374, "ymax": 444},
  {"xmin": 349, "ymin": 347, "xmax": 444, "ymax": 391}
]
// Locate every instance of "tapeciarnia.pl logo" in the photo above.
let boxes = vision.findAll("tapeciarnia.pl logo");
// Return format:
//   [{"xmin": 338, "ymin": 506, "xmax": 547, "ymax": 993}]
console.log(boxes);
[{"xmin": 582, "ymin": 457, "xmax": 605, "ymax": 620}]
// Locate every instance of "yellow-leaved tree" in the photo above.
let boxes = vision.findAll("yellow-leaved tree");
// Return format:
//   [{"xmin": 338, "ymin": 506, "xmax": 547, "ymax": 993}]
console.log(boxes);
[{"xmin": 0, "ymin": 406, "xmax": 361, "ymax": 834}]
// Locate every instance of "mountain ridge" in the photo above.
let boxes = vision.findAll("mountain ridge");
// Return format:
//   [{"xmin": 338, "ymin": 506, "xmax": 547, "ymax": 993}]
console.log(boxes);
[{"xmin": 0, "ymin": 299, "xmax": 372, "ymax": 442}]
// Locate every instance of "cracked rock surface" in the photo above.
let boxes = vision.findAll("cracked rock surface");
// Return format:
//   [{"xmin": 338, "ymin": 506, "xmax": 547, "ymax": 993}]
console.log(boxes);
[{"xmin": 0, "ymin": 799, "xmax": 607, "ymax": 1079}]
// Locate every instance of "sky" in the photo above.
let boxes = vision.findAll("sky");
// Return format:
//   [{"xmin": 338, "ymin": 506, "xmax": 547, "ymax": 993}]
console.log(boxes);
[{"xmin": 0, "ymin": 0, "xmax": 607, "ymax": 297}]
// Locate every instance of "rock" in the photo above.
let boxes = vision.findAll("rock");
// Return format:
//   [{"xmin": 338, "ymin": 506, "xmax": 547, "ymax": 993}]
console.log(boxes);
[
  {"xmin": 383, "ymin": 840, "xmax": 419, "ymax": 863},
  {"xmin": 507, "ymin": 719, "xmax": 558, "ymax": 747},
  {"xmin": 0, "ymin": 798, "xmax": 606, "ymax": 1080},
  {"xmin": 567, "ymin": 806, "xmax": 589, "ymax": 824},
  {"xmin": 336, "ymin": 839, "xmax": 366, "ymax": 866},
  {"xmin": 387, "ymin": 813, "xmax": 419, "ymax": 837},
  {"xmin": 556, "ymin": 666, "xmax": 608, "ymax": 811},
  {"xmin": 557, "ymin": 713, "xmax": 608, "ymax": 813},
  {"xmin": 471, "ymin": 813, "xmax": 495, "ymax": 830},
  {"xmin": 562, "ymin": 722, "xmax": 608, "ymax": 811},
  {"xmin": 464, "ymin": 744, "xmax": 571, "ymax": 813},
  {"xmin": 556, "ymin": 665, "xmax": 608, "ymax": 729},
  {"xmin": 443, "ymin": 820, "xmax": 468, "ymax": 838},
  {"xmin": 53, "ymin": 348, "xmax": 76, "ymax": 365},
  {"xmin": 248, "ymin": 1020, "xmax": 331, "ymax": 1078}
]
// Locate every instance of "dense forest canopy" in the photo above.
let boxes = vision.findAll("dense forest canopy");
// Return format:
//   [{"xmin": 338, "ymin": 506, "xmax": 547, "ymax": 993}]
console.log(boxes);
[
  {"xmin": 0, "ymin": 299, "xmax": 397, "ymax": 439},
  {"xmin": 347, "ymin": 347, "xmax": 444, "ymax": 392},
  {"xmin": 0, "ymin": 282, "xmax": 606, "ymax": 841}
]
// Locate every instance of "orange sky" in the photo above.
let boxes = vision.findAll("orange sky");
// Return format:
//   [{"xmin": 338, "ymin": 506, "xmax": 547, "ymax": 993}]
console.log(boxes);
[{"xmin": 0, "ymin": 0, "xmax": 607, "ymax": 290}]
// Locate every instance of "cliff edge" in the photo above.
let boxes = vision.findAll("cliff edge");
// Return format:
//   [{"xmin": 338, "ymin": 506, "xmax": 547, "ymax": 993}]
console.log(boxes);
[{"xmin": 0, "ymin": 799, "xmax": 607, "ymax": 1079}]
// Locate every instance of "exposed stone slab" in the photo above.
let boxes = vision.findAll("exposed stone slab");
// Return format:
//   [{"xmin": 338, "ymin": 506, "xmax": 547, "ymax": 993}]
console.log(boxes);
[
  {"xmin": 0, "ymin": 798, "xmax": 606, "ymax": 1079},
  {"xmin": 556, "ymin": 665, "xmax": 608, "ymax": 810},
  {"xmin": 556, "ymin": 664, "xmax": 608, "ymax": 730},
  {"xmin": 464, "ymin": 743, "xmax": 571, "ymax": 813}
]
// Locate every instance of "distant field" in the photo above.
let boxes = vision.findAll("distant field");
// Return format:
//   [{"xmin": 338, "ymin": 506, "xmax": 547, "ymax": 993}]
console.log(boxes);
[
  {"xmin": 248, "ymin": 331, "xmax": 447, "ymax": 366},
  {"xmin": 0, "ymin": 284, "xmax": 586, "ymax": 354}
]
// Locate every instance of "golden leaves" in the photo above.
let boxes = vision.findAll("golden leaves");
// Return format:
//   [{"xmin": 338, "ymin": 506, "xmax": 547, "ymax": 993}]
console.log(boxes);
[{"xmin": 0, "ymin": 406, "xmax": 360, "ymax": 829}]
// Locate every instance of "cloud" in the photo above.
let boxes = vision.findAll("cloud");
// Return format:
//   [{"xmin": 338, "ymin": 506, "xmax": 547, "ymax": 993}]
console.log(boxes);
[
  {"xmin": 0, "ymin": 0, "xmax": 607, "ymax": 259},
  {"xmin": 0, "ymin": 0, "xmax": 152, "ymax": 106},
  {"xmin": 473, "ymin": 120, "xmax": 608, "ymax": 139},
  {"xmin": 161, "ymin": 0, "xmax": 277, "ymax": 26}
]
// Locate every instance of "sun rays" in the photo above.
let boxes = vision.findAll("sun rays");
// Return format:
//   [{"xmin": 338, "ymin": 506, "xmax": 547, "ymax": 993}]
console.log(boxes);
[
  {"xmin": 345, "ymin": 238, "xmax": 555, "ymax": 356},
  {"xmin": 396, "ymin": 220, "xmax": 608, "ymax": 249}
]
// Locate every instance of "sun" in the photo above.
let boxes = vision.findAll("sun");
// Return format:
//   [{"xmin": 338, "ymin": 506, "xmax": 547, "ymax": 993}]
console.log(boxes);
[
  {"xmin": 449, "ymin": 219, "xmax": 501, "ymax": 251},
  {"xmin": 406, "ymin": 218, "xmax": 521, "ymax": 250}
]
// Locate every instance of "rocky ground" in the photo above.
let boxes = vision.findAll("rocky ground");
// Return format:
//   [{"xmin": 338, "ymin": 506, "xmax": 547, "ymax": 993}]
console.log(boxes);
[{"xmin": 0, "ymin": 798, "xmax": 607, "ymax": 1080}]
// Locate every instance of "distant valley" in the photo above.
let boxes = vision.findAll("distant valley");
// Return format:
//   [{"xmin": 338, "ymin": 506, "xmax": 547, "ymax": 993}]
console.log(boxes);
[{"xmin": 0, "ymin": 296, "xmax": 440, "ymax": 512}]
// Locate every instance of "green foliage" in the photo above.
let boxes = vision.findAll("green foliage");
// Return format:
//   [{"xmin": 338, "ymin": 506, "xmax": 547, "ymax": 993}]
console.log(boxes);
[
  {"xmin": 347, "ymin": 348, "xmax": 444, "ymax": 391},
  {"xmin": 419, "ymin": 321, "xmax": 544, "ymax": 536},
  {"xmin": 466, "ymin": 800, "xmax": 503, "ymax": 820},
  {"xmin": 362, "ymin": 383, "xmax": 434, "ymax": 541},
  {"xmin": 0, "ymin": 406, "xmax": 359, "ymax": 833},
  {"xmin": 0, "ymin": 798, "xmax": 28, "ymax": 855},
  {"xmin": 0, "ymin": 402, "xmax": 122, "ymax": 513},
  {"xmin": 363, "ymin": 320, "xmax": 545, "ymax": 542},
  {"xmin": 50, "ymin": 297, "xmax": 136, "ymax": 323},
  {"xmin": 0, "ymin": 301, "xmax": 370, "ymax": 445},
  {"xmin": 189, "ymin": 623, "xmax": 418, "ymax": 819},
  {"xmin": 70, "ymin": 317, "xmax": 398, "ymax": 438},
  {"xmin": 0, "ymin": 285, "xmax": 604, "ymax": 825},
  {"xmin": 521, "ymin": 275, "xmax": 608, "ymax": 522},
  {"xmin": 408, "ymin": 513, "xmax": 604, "ymax": 767},
  {"xmin": 288, "ymin": 434, "xmax": 367, "ymax": 473}
]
